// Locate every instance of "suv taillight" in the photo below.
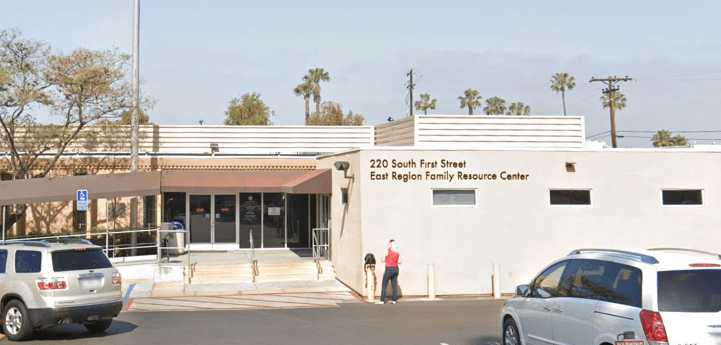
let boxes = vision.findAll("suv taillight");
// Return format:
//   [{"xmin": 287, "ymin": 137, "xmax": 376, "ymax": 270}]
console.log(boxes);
[
  {"xmin": 36, "ymin": 277, "xmax": 68, "ymax": 291},
  {"xmin": 112, "ymin": 272, "xmax": 122, "ymax": 286},
  {"xmin": 640, "ymin": 309, "xmax": 669, "ymax": 344}
]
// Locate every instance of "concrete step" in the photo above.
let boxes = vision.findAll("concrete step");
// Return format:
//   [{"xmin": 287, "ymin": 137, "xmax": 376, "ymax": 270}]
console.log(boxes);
[{"xmin": 189, "ymin": 260, "xmax": 335, "ymax": 285}]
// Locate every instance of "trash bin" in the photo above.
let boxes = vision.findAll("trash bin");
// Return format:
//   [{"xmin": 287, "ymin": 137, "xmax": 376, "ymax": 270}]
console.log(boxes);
[{"xmin": 160, "ymin": 221, "xmax": 187, "ymax": 256}]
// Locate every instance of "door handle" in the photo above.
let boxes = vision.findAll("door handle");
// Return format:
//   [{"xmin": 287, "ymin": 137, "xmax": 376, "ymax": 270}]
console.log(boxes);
[{"xmin": 543, "ymin": 306, "xmax": 562, "ymax": 313}]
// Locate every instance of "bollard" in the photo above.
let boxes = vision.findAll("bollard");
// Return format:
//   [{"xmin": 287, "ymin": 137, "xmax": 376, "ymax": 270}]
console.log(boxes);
[
  {"xmin": 492, "ymin": 263, "xmax": 501, "ymax": 299},
  {"xmin": 365, "ymin": 265, "xmax": 376, "ymax": 303},
  {"xmin": 427, "ymin": 264, "xmax": 436, "ymax": 300}
]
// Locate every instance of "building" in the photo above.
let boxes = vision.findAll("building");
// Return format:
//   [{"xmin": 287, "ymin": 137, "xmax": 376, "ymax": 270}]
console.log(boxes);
[{"xmin": 2, "ymin": 115, "xmax": 720, "ymax": 296}]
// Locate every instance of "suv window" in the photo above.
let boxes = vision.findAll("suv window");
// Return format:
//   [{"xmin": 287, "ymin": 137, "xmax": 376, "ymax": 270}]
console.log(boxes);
[
  {"xmin": 51, "ymin": 248, "xmax": 112, "ymax": 272},
  {"xmin": 560, "ymin": 259, "xmax": 642, "ymax": 308},
  {"xmin": 0, "ymin": 250, "xmax": 7, "ymax": 273},
  {"xmin": 15, "ymin": 250, "xmax": 42, "ymax": 273},
  {"xmin": 658, "ymin": 270, "xmax": 721, "ymax": 312},
  {"xmin": 531, "ymin": 261, "xmax": 568, "ymax": 298}
]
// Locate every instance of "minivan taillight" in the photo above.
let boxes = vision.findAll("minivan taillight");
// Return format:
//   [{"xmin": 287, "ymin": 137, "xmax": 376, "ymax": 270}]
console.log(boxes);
[
  {"xmin": 640, "ymin": 310, "xmax": 668, "ymax": 344},
  {"xmin": 112, "ymin": 272, "xmax": 122, "ymax": 286},
  {"xmin": 36, "ymin": 277, "xmax": 68, "ymax": 291}
]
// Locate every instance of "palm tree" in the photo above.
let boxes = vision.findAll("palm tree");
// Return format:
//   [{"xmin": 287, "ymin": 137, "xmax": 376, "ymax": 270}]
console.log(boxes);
[
  {"xmin": 506, "ymin": 102, "xmax": 530, "ymax": 115},
  {"xmin": 458, "ymin": 89, "xmax": 482, "ymax": 115},
  {"xmin": 303, "ymin": 68, "xmax": 330, "ymax": 114},
  {"xmin": 652, "ymin": 130, "xmax": 689, "ymax": 147},
  {"xmin": 550, "ymin": 72, "xmax": 576, "ymax": 115},
  {"xmin": 601, "ymin": 91, "xmax": 627, "ymax": 110},
  {"xmin": 484, "ymin": 96, "xmax": 507, "ymax": 115},
  {"xmin": 293, "ymin": 80, "xmax": 313, "ymax": 122},
  {"xmin": 414, "ymin": 93, "xmax": 437, "ymax": 115}
]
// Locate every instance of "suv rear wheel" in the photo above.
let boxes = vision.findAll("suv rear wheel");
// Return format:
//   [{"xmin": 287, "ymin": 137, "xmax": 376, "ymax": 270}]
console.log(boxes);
[
  {"xmin": 503, "ymin": 317, "xmax": 521, "ymax": 345},
  {"xmin": 84, "ymin": 319, "xmax": 113, "ymax": 333},
  {"xmin": 3, "ymin": 300, "xmax": 33, "ymax": 341}
]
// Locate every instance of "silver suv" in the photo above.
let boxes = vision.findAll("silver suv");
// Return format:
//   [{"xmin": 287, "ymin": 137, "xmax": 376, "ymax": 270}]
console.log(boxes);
[
  {"xmin": 0, "ymin": 239, "xmax": 122, "ymax": 341},
  {"xmin": 501, "ymin": 248, "xmax": 721, "ymax": 345}
]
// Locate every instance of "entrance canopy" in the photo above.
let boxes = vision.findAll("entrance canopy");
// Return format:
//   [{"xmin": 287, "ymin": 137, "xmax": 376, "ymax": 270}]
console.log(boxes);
[
  {"xmin": 160, "ymin": 169, "xmax": 331, "ymax": 194},
  {"xmin": 0, "ymin": 169, "xmax": 330, "ymax": 205},
  {"xmin": 0, "ymin": 171, "xmax": 161, "ymax": 205}
]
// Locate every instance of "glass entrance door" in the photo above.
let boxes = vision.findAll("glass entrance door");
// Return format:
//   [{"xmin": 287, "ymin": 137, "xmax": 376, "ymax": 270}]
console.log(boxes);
[
  {"xmin": 238, "ymin": 193, "xmax": 261, "ymax": 248},
  {"xmin": 214, "ymin": 195, "xmax": 236, "ymax": 244},
  {"xmin": 189, "ymin": 194, "xmax": 238, "ymax": 249},
  {"xmin": 189, "ymin": 195, "xmax": 211, "ymax": 244}
]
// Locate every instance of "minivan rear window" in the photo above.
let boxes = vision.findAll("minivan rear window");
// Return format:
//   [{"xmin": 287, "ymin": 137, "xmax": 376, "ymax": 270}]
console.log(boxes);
[
  {"xmin": 51, "ymin": 248, "xmax": 112, "ymax": 272},
  {"xmin": 658, "ymin": 270, "xmax": 721, "ymax": 312}
]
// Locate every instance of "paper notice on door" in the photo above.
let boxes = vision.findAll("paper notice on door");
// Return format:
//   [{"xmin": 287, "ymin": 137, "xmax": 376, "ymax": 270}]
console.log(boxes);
[{"xmin": 268, "ymin": 207, "xmax": 281, "ymax": 216}]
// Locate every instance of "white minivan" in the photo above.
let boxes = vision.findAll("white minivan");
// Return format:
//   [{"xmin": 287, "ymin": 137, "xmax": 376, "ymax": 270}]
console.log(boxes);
[{"xmin": 501, "ymin": 248, "xmax": 721, "ymax": 345}]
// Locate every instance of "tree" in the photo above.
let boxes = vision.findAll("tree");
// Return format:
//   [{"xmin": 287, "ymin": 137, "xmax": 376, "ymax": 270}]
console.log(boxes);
[
  {"xmin": 458, "ymin": 89, "xmax": 482, "ymax": 115},
  {"xmin": 293, "ymin": 80, "xmax": 313, "ymax": 122},
  {"xmin": 652, "ymin": 130, "xmax": 689, "ymax": 147},
  {"xmin": 224, "ymin": 92, "xmax": 270, "ymax": 125},
  {"xmin": 306, "ymin": 102, "xmax": 365, "ymax": 126},
  {"xmin": 507, "ymin": 102, "xmax": 530, "ymax": 115},
  {"xmin": 601, "ymin": 91, "xmax": 627, "ymax": 111},
  {"xmin": 1, "ymin": 30, "xmax": 132, "ymax": 230},
  {"xmin": 414, "ymin": 93, "xmax": 437, "ymax": 115},
  {"xmin": 118, "ymin": 109, "xmax": 150, "ymax": 125},
  {"xmin": 484, "ymin": 96, "xmax": 507, "ymax": 115},
  {"xmin": 303, "ymin": 68, "xmax": 330, "ymax": 114},
  {"xmin": 550, "ymin": 72, "xmax": 576, "ymax": 116}
]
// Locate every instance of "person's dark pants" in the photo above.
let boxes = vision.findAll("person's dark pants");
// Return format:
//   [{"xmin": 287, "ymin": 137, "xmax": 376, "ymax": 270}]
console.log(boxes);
[{"xmin": 380, "ymin": 266, "xmax": 399, "ymax": 302}]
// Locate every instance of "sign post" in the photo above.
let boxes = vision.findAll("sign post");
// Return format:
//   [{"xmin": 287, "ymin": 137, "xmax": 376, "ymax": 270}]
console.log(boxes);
[{"xmin": 76, "ymin": 189, "xmax": 89, "ymax": 212}]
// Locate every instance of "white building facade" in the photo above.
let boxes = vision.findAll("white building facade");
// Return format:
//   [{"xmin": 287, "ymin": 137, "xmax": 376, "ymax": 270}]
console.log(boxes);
[{"xmin": 2, "ymin": 115, "xmax": 719, "ymax": 297}]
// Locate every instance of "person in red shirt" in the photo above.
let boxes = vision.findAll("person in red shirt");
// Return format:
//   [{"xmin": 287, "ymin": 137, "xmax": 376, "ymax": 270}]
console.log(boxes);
[{"xmin": 379, "ymin": 239, "xmax": 400, "ymax": 304}]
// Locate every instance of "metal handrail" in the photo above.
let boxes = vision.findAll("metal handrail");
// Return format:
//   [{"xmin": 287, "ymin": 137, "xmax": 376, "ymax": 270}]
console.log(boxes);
[
  {"xmin": 312, "ymin": 227, "xmax": 330, "ymax": 261},
  {"xmin": 249, "ymin": 230, "xmax": 258, "ymax": 282},
  {"xmin": 7, "ymin": 227, "xmax": 189, "ymax": 263}
]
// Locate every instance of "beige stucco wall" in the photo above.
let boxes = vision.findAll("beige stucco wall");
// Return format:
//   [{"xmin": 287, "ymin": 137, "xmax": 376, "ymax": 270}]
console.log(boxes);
[
  {"xmin": 320, "ymin": 148, "xmax": 721, "ymax": 296},
  {"xmin": 318, "ymin": 152, "xmax": 365, "ymax": 293}
]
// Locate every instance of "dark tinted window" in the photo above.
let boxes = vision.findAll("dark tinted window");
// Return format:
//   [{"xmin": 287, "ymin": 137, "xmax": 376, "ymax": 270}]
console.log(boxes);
[
  {"xmin": 0, "ymin": 250, "xmax": 7, "ymax": 273},
  {"xmin": 15, "ymin": 250, "xmax": 42, "ymax": 273},
  {"xmin": 662, "ymin": 190, "xmax": 702, "ymax": 205},
  {"xmin": 560, "ymin": 259, "xmax": 642, "ymax": 307},
  {"xmin": 51, "ymin": 248, "xmax": 112, "ymax": 272},
  {"xmin": 550, "ymin": 190, "xmax": 591, "ymax": 205},
  {"xmin": 658, "ymin": 270, "xmax": 721, "ymax": 312},
  {"xmin": 531, "ymin": 261, "xmax": 568, "ymax": 298}
]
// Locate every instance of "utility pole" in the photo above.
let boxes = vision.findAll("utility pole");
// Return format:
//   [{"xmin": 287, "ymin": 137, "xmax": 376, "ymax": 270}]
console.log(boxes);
[
  {"xmin": 590, "ymin": 75, "xmax": 632, "ymax": 148},
  {"xmin": 130, "ymin": 0, "xmax": 141, "ymax": 255},
  {"xmin": 406, "ymin": 69, "xmax": 415, "ymax": 117},
  {"xmin": 130, "ymin": 0, "xmax": 140, "ymax": 172}
]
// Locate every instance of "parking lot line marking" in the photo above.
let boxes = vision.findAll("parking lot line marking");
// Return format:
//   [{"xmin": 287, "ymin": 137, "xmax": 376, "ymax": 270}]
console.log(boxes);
[{"xmin": 123, "ymin": 284, "xmax": 136, "ymax": 311}]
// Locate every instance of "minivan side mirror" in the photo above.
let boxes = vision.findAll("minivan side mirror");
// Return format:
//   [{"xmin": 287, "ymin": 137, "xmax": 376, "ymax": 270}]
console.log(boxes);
[{"xmin": 515, "ymin": 284, "xmax": 530, "ymax": 297}]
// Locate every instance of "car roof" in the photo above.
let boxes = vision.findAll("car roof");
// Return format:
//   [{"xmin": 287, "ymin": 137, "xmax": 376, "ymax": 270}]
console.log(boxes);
[{"xmin": 567, "ymin": 248, "xmax": 721, "ymax": 271}]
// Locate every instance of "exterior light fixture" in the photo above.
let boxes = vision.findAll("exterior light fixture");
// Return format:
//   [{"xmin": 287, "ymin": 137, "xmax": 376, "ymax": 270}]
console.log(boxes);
[
  {"xmin": 334, "ymin": 161, "xmax": 353, "ymax": 179},
  {"xmin": 210, "ymin": 143, "xmax": 219, "ymax": 154}
]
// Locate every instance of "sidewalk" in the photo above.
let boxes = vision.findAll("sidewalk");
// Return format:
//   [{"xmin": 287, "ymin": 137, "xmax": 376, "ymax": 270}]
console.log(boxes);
[{"xmin": 126, "ymin": 291, "xmax": 359, "ymax": 312}]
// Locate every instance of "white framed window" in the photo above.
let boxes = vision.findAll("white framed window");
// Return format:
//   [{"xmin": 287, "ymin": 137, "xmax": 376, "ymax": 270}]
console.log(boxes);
[
  {"xmin": 432, "ymin": 189, "xmax": 476, "ymax": 206},
  {"xmin": 661, "ymin": 189, "xmax": 702, "ymax": 206},
  {"xmin": 549, "ymin": 189, "xmax": 591, "ymax": 206}
]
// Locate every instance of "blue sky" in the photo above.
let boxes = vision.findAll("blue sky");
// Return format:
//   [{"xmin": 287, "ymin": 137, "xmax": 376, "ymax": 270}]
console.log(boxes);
[{"xmin": 3, "ymin": 0, "xmax": 721, "ymax": 146}]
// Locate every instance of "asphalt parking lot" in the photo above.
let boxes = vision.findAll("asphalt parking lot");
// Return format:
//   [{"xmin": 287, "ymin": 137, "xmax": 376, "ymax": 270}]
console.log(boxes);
[{"xmin": 18, "ymin": 299, "xmax": 505, "ymax": 345}]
